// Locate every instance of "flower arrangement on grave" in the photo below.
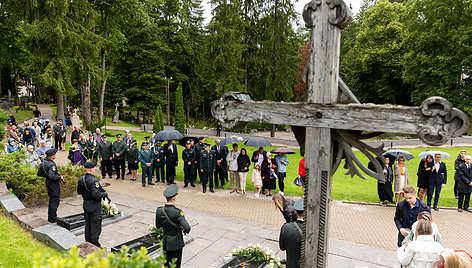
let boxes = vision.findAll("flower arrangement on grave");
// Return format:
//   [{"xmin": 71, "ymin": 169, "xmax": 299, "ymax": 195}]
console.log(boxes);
[
  {"xmin": 149, "ymin": 224, "xmax": 163, "ymax": 238},
  {"xmin": 227, "ymin": 243, "xmax": 282, "ymax": 268},
  {"xmin": 101, "ymin": 198, "xmax": 123, "ymax": 216}
]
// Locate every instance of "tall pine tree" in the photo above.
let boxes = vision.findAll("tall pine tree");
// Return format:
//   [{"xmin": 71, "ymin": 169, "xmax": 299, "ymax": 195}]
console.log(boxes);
[{"xmin": 174, "ymin": 82, "xmax": 185, "ymax": 134}]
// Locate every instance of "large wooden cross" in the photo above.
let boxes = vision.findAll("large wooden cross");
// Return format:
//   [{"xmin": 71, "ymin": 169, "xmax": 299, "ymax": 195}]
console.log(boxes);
[{"xmin": 211, "ymin": 0, "xmax": 469, "ymax": 267}]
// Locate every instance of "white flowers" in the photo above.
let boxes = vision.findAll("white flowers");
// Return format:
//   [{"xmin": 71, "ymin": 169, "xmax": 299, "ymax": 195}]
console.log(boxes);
[
  {"xmin": 229, "ymin": 243, "xmax": 282, "ymax": 267},
  {"xmin": 101, "ymin": 199, "xmax": 122, "ymax": 216}
]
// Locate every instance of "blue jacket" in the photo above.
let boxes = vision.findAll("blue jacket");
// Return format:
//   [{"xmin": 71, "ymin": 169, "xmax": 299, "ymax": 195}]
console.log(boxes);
[
  {"xmin": 429, "ymin": 162, "xmax": 447, "ymax": 185},
  {"xmin": 394, "ymin": 198, "xmax": 430, "ymax": 247},
  {"xmin": 274, "ymin": 154, "xmax": 289, "ymax": 173}
]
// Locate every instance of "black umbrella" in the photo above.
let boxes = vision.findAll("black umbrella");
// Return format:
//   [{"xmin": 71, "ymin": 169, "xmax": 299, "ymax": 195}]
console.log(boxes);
[
  {"xmin": 244, "ymin": 137, "xmax": 272, "ymax": 147},
  {"xmin": 179, "ymin": 136, "xmax": 199, "ymax": 146},
  {"xmin": 219, "ymin": 135, "xmax": 246, "ymax": 146},
  {"xmin": 155, "ymin": 129, "xmax": 184, "ymax": 141}
]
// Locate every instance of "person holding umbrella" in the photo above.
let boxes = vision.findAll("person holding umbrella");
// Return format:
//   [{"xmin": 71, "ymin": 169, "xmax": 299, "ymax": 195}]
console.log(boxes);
[
  {"xmin": 369, "ymin": 155, "xmax": 394, "ymax": 206},
  {"xmin": 394, "ymin": 156, "xmax": 410, "ymax": 203},
  {"xmin": 273, "ymin": 150, "xmax": 290, "ymax": 196},
  {"xmin": 251, "ymin": 147, "xmax": 267, "ymax": 168},
  {"xmin": 164, "ymin": 139, "xmax": 178, "ymax": 185}
]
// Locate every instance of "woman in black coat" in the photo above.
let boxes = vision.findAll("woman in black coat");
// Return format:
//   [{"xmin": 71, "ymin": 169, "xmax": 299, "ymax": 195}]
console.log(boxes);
[
  {"xmin": 237, "ymin": 148, "xmax": 250, "ymax": 194},
  {"xmin": 261, "ymin": 152, "xmax": 277, "ymax": 196},
  {"xmin": 369, "ymin": 155, "xmax": 394, "ymax": 206},
  {"xmin": 417, "ymin": 154, "xmax": 434, "ymax": 203}
]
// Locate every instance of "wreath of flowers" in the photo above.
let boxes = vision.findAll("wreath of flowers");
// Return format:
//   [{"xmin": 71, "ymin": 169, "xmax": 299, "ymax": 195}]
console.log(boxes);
[{"xmin": 226, "ymin": 243, "xmax": 282, "ymax": 268}]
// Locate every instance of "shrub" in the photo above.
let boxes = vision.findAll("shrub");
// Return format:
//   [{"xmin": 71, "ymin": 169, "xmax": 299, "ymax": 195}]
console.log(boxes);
[
  {"xmin": 153, "ymin": 104, "xmax": 164, "ymax": 133},
  {"xmin": 86, "ymin": 118, "xmax": 106, "ymax": 133},
  {"xmin": 33, "ymin": 246, "xmax": 172, "ymax": 268},
  {"xmin": 0, "ymin": 108, "xmax": 9, "ymax": 140},
  {"xmin": 174, "ymin": 83, "xmax": 185, "ymax": 135},
  {"xmin": 0, "ymin": 151, "xmax": 83, "ymax": 204}
]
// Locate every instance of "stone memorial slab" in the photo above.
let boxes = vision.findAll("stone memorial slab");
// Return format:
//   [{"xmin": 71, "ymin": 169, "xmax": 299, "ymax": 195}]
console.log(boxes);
[
  {"xmin": 0, "ymin": 180, "xmax": 10, "ymax": 196},
  {"xmin": 12, "ymin": 208, "xmax": 49, "ymax": 231},
  {"xmin": 0, "ymin": 194, "xmax": 25, "ymax": 216},
  {"xmin": 32, "ymin": 224, "xmax": 82, "ymax": 251},
  {"xmin": 65, "ymin": 213, "xmax": 132, "ymax": 236}
]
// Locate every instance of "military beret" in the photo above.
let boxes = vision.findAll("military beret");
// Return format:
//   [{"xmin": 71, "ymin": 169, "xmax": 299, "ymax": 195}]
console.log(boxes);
[
  {"xmin": 116, "ymin": 134, "xmax": 121, "ymax": 138},
  {"xmin": 163, "ymin": 185, "xmax": 178, "ymax": 198},
  {"xmin": 294, "ymin": 198, "xmax": 304, "ymax": 211},
  {"xmin": 46, "ymin": 148, "xmax": 57, "ymax": 156},
  {"xmin": 84, "ymin": 161, "xmax": 97, "ymax": 168},
  {"xmin": 199, "ymin": 137, "xmax": 204, "ymax": 140},
  {"xmin": 204, "ymin": 143, "xmax": 211, "ymax": 148}
]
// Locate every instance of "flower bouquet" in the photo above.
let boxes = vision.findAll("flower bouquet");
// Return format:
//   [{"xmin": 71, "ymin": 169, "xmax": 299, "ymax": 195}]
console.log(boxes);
[
  {"xmin": 223, "ymin": 243, "xmax": 282, "ymax": 268},
  {"xmin": 148, "ymin": 224, "xmax": 163, "ymax": 238},
  {"xmin": 101, "ymin": 198, "xmax": 124, "ymax": 216}
]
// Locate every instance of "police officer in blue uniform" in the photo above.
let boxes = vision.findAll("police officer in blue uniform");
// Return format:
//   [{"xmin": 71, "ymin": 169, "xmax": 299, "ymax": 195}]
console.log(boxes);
[
  {"xmin": 156, "ymin": 185, "xmax": 191, "ymax": 268},
  {"xmin": 77, "ymin": 161, "xmax": 109, "ymax": 247},
  {"xmin": 37, "ymin": 148, "xmax": 65, "ymax": 223}
]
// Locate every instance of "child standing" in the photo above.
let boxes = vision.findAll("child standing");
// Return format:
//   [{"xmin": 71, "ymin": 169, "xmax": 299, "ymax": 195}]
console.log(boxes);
[{"xmin": 252, "ymin": 163, "xmax": 262, "ymax": 197}]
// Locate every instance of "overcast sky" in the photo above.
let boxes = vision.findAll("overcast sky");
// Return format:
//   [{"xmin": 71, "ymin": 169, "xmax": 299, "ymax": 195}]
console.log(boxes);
[{"xmin": 202, "ymin": 0, "xmax": 364, "ymax": 26}]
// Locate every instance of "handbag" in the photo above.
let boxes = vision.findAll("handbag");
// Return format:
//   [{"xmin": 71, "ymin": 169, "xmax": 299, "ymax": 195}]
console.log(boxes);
[{"xmin": 293, "ymin": 176, "xmax": 304, "ymax": 186}]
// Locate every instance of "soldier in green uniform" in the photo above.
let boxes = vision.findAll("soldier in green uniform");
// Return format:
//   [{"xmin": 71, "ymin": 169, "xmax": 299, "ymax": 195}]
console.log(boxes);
[
  {"xmin": 139, "ymin": 142, "xmax": 154, "ymax": 187},
  {"xmin": 199, "ymin": 143, "xmax": 216, "ymax": 193},
  {"xmin": 77, "ymin": 161, "xmax": 108, "ymax": 247},
  {"xmin": 96, "ymin": 134, "xmax": 113, "ymax": 179},
  {"xmin": 156, "ymin": 185, "xmax": 191, "ymax": 268},
  {"xmin": 279, "ymin": 198, "xmax": 304, "ymax": 268},
  {"xmin": 112, "ymin": 134, "xmax": 127, "ymax": 180}
]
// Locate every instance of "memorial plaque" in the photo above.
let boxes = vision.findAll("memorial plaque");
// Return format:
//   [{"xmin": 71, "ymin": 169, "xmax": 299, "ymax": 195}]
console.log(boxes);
[
  {"xmin": 57, "ymin": 212, "xmax": 115, "ymax": 230},
  {"xmin": 111, "ymin": 234, "xmax": 161, "ymax": 256}
]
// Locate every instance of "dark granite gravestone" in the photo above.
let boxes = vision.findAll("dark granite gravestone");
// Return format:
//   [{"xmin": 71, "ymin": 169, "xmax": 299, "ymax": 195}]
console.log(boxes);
[
  {"xmin": 111, "ymin": 233, "xmax": 161, "ymax": 256},
  {"xmin": 56, "ymin": 212, "xmax": 132, "ymax": 235},
  {"xmin": 219, "ymin": 256, "xmax": 266, "ymax": 268}
]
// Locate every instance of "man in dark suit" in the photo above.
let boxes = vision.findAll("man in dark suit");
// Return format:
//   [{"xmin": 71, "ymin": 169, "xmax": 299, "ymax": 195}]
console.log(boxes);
[
  {"xmin": 457, "ymin": 155, "xmax": 472, "ymax": 212},
  {"xmin": 155, "ymin": 185, "xmax": 191, "ymax": 268},
  {"xmin": 427, "ymin": 153, "xmax": 447, "ymax": 211},
  {"xmin": 279, "ymin": 198, "xmax": 304, "ymax": 268},
  {"xmin": 164, "ymin": 140, "xmax": 178, "ymax": 185},
  {"xmin": 394, "ymin": 186, "xmax": 430, "ymax": 247},
  {"xmin": 211, "ymin": 139, "xmax": 228, "ymax": 188}
]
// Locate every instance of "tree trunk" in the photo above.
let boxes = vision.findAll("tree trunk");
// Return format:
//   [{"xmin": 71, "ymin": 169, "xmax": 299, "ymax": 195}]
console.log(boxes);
[
  {"xmin": 82, "ymin": 73, "xmax": 92, "ymax": 127},
  {"xmin": 56, "ymin": 91, "xmax": 65, "ymax": 120},
  {"xmin": 98, "ymin": 49, "xmax": 107, "ymax": 121}
]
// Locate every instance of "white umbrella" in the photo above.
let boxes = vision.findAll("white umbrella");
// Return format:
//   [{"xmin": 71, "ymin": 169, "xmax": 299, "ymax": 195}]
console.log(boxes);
[{"xmin": 418, "ymin": 151, "xmax": 451, "ymax": 159}]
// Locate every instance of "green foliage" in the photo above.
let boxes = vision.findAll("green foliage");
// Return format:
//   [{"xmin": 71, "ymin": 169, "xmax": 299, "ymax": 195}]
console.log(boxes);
[
  {"xmin": 174, "ymin": 83, "xmax": 185, "ymax": 135},
  {"xmin": 87, "ymin": 118, "xmax": 106, "ymax": 133},
  {"xmin": 0, "ymin": 108, "xmax": 9, "ymax": 141},
  {"xmin": 0, "ymin": 151, "xmax": 82, "ymax": 204},
  {"xmin": 153, "ymin": 104, "xmax": 164, "ymax": 133},
  {"xmin": 341, "ymin": 0, "xmax": 408, "ymax": 105},
  {"xmin": 33, "ymin": 245, "xmax": 172, "ymax": 268},
  {"xmin": 231, "ymin": 243, "xmax": 282, "ymax": 267}
]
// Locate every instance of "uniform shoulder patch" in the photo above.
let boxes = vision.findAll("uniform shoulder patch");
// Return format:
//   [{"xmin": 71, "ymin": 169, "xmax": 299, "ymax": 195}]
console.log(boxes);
[
  {"xmin": 180, "ymin": 211, "xmax": 184, "ymax": 216},
  {"xmin": 95, "ymin": 182, "xmax": 100, "ymax": 188},
  {"xmin": 52, "ymin": 167, "xmax": 56, "ymax": 171}
]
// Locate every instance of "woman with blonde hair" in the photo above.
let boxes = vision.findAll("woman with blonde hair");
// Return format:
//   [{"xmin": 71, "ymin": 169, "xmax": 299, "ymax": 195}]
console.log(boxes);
[
  {"xmin": 272, "ymin": 194, "xmax": 297, "ymax": 223},
  {"xmin": 439, "ymin": 248, "xmax": 472, "ymax": 268},
  {"xmin": 395, "ymin": 156, "xmax": 410, "ymax": 203},
  {"xmin": 397, "ymin": 220, "xmax": 443, "ymax": 267}
]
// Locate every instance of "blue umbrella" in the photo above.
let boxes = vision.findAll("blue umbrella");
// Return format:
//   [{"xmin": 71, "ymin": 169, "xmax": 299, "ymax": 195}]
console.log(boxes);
[
  {"xmin": 383, "ymin": 149, "xmax": 414, "ymax": 161},
  {"xmin": 219, "ymin": 135, "xmax": 247, "ymax": 146},
  {"xmin": 155, "ymin": 129, "xmax": 184, "ymax": 141},
  {"xmin": 418, "ymin": 151, "xmax": 451, "ymax": 159}
]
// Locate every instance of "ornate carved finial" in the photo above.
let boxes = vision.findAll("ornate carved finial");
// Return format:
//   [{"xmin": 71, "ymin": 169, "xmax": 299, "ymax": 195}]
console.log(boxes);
[
  {"xmin": 303, "ymin": 0, "xmax": 322, "ymax": 28},
  {"xmin": 326, "ymin": 0, "xmax": 352, "ymax": 29},
  {"xmin": 210, "ymin": 91, "xmax": 251, "ymax": 129},
  {"xmin": 418, "ymin": 97, "xmax": 469, "ymax": 146}
]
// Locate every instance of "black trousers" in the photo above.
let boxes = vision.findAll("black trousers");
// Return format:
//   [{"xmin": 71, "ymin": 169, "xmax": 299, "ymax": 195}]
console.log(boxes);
[
  {"xmin": 154, "ymin": 163, "xmax": 165, "ymax": 182},
  {"xmin": 184, "ymin": 164, "xmax": 195, "ymax": 186},
  {"xmin": 458, "ymin": 192, "xmax": 471, "ymax": 209},
  {"xmin": 166, "ymin": 164, "xmax": 176, "ymax": 183},
  {"xmin": 46, "ymin": 180, "xmax": 60, "ymax": 222},
  {"xmin": 194, "ymin": 162, "xmax": 201, "ymax": 182},
  {"xmin": 165, "ymin": 248, "xmax": 183, "ymax": 268},
  {"xmin": 101, "ymin": 159, "xmax": 113, "ymax": 178},
  {"xmin": 113, "ymin": 159, "xmax": 126, "ymax": 179},
  {"xmin": 454, "ymin": 180, "xmax": 459, "ymax": 197},
  {"xmin": 54, "ymin": 135, "xmax": 62, "ymax": 150},
  {"xmin": 277, "ymin": 172, "xmax": 286, "ymax": 192},
  {"xmin": 214, "ymin": 164, "xmax": 226, "ymax": 188},
  {"xmin": 84, "ymin": 201, "xmax": 102, "ymax": 247},
  {"xmin": 216, "ymin": 129, "xmax": 221, "ymax": 137},
  {"xmin": 201, "ymin": 171, "xmax": 213, "ymax": 192}
]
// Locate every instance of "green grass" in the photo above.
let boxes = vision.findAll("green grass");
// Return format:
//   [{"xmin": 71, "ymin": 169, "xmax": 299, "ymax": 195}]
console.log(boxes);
[
  {"xmin": 48, "ymin": 104, "xmax": 57, "ymax": 118},
  {"xmin": 92, "ymin": 129, "xmax": 468, "ymax": 207},
  {"xmin": 0, "ymin": 213, "xmax": 60, "ymax": 267},
  {"xmin": 8, "ymin": 109, "xmax": 33, "ymax": 123},
  {"xmin": 103, "ymin": 117, "xmax": 140, "ymax": 128}
]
